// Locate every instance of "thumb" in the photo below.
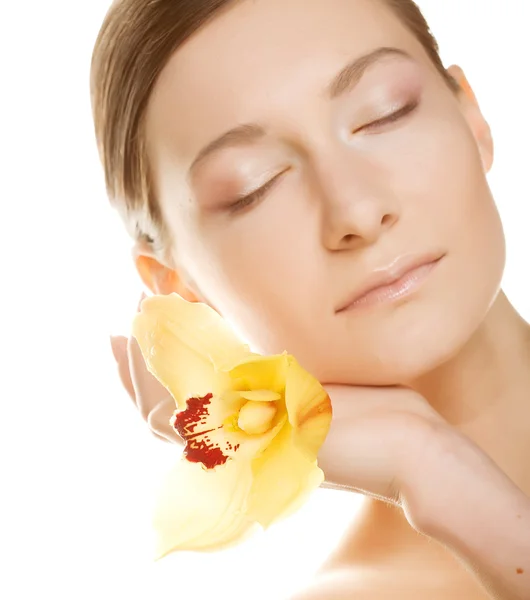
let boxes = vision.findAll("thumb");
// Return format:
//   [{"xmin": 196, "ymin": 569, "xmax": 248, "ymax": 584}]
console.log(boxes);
[
  {"xmin": 127, "ymin": 336, "xmax": 181, "ymax": 444},
  {"xmin": 110, "ymin": 335, "xmax": 136, "ymax": 402}
]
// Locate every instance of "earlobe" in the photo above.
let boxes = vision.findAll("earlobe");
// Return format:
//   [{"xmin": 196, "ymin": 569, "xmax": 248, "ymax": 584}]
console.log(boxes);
[{"xmin": 478, "ymin": 128, "xmax": 494, "ymax": 173}]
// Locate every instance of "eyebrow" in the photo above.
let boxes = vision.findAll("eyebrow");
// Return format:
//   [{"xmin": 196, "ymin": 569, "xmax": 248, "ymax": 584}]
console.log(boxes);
[{"xmin": 188, "ymin": 46, "xmax": 411, "ymax": 177}]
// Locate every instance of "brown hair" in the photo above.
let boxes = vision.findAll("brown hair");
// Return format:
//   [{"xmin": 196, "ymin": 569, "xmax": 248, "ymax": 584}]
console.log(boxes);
[{"xmin": 90, "ymin": 0, "xmax": 458, "ymax": 262}]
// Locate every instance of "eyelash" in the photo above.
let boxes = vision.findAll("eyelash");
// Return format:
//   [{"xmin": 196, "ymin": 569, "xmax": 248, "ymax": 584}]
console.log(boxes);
[
  {"xmin": 228, "ymin": 99, "xmax": 419, "ymax": 213},
  {"xmin": 228, "ymin": 172, "xmax": 284, "ymax": 213},
  {"xmin": 357, "ymin": 99, "xmax": 419, "ymax": 133}
]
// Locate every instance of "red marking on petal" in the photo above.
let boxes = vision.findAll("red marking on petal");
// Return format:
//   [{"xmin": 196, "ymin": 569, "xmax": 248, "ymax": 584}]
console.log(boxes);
[
  {"xmin": 185, "ymin": 443, "xmax": 228, "ymax": 469},
  {"xmin": 172, "ymin": 393, "xmax": 236, "ymax": 469}
]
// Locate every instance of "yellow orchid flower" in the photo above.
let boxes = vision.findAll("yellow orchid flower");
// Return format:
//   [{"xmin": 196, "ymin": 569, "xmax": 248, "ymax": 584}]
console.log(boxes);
[{"xmin": 132, "ymin": 293, "xmax": 332, "ymax": 559}]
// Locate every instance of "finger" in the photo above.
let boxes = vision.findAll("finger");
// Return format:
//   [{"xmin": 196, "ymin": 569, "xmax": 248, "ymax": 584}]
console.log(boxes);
[
  {"xmin": 148, "ymin": 396, "xmax": 182, "ymax": 445},
  {"xmin": 127, "ymin": 336, "xmax": 181, "ymax": 443},
  {"xmin": 110, "ymin": 335, "xmax": 137, "ymax": 403}
]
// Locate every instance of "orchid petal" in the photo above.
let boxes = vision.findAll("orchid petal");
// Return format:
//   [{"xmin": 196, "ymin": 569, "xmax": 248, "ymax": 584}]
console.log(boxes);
[
  {"xmin": 239, "ymin": 390, "xmax": 282, "ymax": 402},
  {"xmin": 284, "ymin": 357, "xmax": 333, "ymax": 461},
  {"xmin": 132, "ymin": 294, "xmax": 252, "ymax": 408},
  {"xmin": 228, "ymin": 354, "xmax": 288, "ymax": 394},
  {"xmin": 246, "ymin": 423, "xmax": 325, "ymax": 529},
  {"xmin": 152, "ymin": 457, "xmax": 257, "ymax": 558}
]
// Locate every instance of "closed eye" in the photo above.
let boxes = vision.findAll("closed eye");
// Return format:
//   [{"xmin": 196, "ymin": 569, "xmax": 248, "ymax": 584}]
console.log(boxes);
[
  {"xmin": 227, "ymin": 170, "xmax": 286, "ymax": 214},
  {"xmin": 355, "ymin": 99, "xmax": 419, "ymax": 134}
]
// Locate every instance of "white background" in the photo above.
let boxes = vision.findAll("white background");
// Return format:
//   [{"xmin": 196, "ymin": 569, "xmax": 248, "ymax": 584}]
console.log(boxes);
[{"xmin": 1, "ymin": 1, "xmax": 529, "ymax": 598}]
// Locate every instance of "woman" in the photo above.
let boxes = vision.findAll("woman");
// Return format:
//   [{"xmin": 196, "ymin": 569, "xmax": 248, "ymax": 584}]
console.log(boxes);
[{"xmin": 92, "ymin": 0, "xmax": 530, "ymax": 597}]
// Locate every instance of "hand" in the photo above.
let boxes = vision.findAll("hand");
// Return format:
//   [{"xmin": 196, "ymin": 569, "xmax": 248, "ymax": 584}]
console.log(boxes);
[
  {"xmin": 110, "ymin": 295, "xmax": 182, "ymax": 445},
  {"xmin": 110, "ymin": 293, "xmax": 450, "ymax": 523},
  {"xmin": 318, "ymin": 383, "xmax": 450, "ymax": 514}
]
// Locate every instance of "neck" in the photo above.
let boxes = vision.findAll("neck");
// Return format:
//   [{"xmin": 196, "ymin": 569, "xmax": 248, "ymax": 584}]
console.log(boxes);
[
  {"xmin": 320, "ymin": 291, "xmax": 530, "ymax": 574},
  {"xmin": 411, "ymin": 291, "xmax": 530, "ymax": 492}
]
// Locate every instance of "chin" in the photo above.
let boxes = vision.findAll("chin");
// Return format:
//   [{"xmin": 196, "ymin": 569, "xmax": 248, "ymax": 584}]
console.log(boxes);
[
  {"xmin": 318, "ymin": 304, "xmax": 490, "ymax": 387},
  {"xmin": 321, "ymin": 345, "xmax": 457, "ymax": 387}
]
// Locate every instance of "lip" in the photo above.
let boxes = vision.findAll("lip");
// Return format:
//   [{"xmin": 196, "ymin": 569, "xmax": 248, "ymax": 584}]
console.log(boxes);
[{"xmin": 336, "ymin": 252, "xmax": 445, "ymax": 313}]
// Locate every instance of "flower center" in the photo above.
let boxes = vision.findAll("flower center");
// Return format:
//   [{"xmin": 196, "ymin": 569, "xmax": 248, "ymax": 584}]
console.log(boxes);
[{"xmin": 237, "ymin": 400, "xmax": 278, "ymax": 435}]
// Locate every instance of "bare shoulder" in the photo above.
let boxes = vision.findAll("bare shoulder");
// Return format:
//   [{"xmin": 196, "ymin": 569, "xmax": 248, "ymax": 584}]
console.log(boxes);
[
  {"xmin": 288, "ymin": 568, "xmax": 413, "ymax": 600},
  {"xmin": 288, "ymin": 566, "xmax": 489, "ymax": 600},
  {"xmin": 287, "ymin": 568, "xmax": 386, "ymax": 599}
]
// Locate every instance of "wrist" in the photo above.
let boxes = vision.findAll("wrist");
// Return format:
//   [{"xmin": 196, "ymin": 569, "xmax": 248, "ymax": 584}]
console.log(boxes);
[
  {"xmin": 400, "ymin": 423, "xmax": 529, "ymax": 540},
  {"xmin": 400, "ymin": 425, "xmax": 530, "ymax": 600}
]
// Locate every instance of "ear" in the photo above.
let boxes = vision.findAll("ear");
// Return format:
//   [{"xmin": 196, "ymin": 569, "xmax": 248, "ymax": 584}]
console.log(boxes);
[
  {"xmin": 133, "ymin": 242, "xmax": 201, "ymax": 303},
  {"xmin": 447, "ymin": 65, "xmax": 494, "ymax": 173}
]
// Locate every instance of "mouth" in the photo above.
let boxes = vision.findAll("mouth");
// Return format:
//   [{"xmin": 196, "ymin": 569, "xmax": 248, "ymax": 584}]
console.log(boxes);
[{"xmin": 336, "ymin": 252, "xmax": 445, "ymax": 313}]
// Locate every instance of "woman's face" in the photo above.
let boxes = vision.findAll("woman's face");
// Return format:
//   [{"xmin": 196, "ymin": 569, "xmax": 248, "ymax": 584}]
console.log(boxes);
[{"xmin": 145, "ymin": 0, "xmax": 505, "ymax": 385}]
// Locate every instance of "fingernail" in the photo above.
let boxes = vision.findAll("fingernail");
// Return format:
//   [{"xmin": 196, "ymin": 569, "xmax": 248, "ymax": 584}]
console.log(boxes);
[{"xmin": 137, "ymin": 292, "xmax": 147, "ymax": 312}]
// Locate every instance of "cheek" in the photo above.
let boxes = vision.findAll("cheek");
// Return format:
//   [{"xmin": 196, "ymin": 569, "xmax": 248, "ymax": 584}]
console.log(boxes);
[
  {"xmin": 388, "ymin": 106, "xmax": 504, "ymax": 272},
  {"xmin": 419, "ymin": 114, "xmax": 506, "ymax": 290},
  {"xmin": 185, "ymin": 206, "xmax": 326, "ymax": 354}
]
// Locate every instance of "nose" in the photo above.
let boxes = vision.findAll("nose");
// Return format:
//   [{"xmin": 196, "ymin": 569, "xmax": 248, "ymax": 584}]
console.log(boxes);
[{"xmin": 317, "ymin": 157, "xmax": 399, "ymax": 251}]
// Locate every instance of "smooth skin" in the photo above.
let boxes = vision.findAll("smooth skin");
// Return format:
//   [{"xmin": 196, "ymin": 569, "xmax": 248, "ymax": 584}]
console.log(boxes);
[{"xmin": 110, "ymin": 0, "xmax": 530, "ymax": 597}]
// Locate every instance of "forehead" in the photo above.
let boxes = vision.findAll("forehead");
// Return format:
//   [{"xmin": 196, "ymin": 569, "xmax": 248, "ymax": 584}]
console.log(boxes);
[{"xmin": 146, "ymin": 0, "xmax": 420, "ymax": 170}]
